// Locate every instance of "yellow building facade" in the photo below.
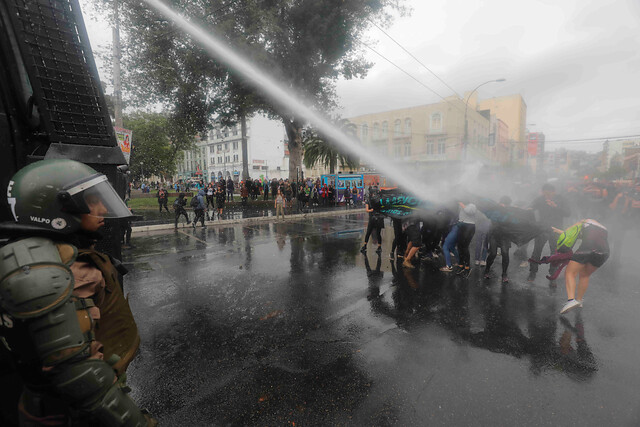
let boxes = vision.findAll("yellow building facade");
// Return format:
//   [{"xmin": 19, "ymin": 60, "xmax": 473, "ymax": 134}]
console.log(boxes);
[
  {"xmin": 476, "ymin": 94, "xmax": 528, "ymax": 165},
  {"xmin": 348, "ymin": 96, "xmax": 492, "ymax": 168}
]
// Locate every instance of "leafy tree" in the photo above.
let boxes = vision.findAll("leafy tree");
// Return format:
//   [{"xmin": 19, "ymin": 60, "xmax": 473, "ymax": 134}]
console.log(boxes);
[
  {"xmin": 303, "ymin": 119, "xmax": 359, "ymax": 174},
  {"xmin": 108, "ymin": 0, "xmax": 406, "ymax": 180},
  {"xmin": 124, "ymin": 112, "xmax": 193, "ymax": 180}
]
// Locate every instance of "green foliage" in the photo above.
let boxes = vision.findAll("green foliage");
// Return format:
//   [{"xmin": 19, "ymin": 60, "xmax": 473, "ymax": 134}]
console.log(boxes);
[
  {"xmin": 303, "ymin": 118, "xmax": 359, "ymax": 173},
  {"xmin": 124, "ymin": 112, "xmax": 195, "ymax": 180},
  {"xmin": 113, "ymin": 0, "xmax": 406, "ymax": 179}
]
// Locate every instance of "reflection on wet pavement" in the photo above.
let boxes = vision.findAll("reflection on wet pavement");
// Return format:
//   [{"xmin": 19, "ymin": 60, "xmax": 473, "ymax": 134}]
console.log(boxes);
[{"xmin": 123, "ymin": 214, "xmax": 640, "ymax": 425}]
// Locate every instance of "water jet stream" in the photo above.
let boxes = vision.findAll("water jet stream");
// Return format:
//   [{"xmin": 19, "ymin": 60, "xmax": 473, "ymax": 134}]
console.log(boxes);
[{"xmin": 142, "ymin": 0, "xmax": 436, "ymax": 200}]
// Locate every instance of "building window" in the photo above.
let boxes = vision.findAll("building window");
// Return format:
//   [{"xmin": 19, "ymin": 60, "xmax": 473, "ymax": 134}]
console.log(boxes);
[
  {"xmin": 361, "ymin": 124, "xmax": 368, "ymax": 141},
  {"xmin": 218, "ymin": 156, "xmax": 222, "ymax": 163},
  {"xmin": 394, "ymin": 119, "xmax": 401, "ymax": 137},
  {"xmin": 430, "ymin": 113, "xmax": 442, "ymax": 131},
  {"xmin": 233, "ymin": 154, "xmax": 239, "ymax": 162},
  {"xmin": 209, "ymin": 146, "xmax": 215, "ymax": 154},
  {"xmin": 426, "ymin": 140, "xmax": 434, "ymax": 155},
  {"xmin": 223, "ymin": 128, "xmax": 229, "ymax": 138},
  {"xmin": 233, "ymin": 141, "xmax": 238, "ymax": 150},
  {"xmin": 373, "ymin": 122, "xmax": 379, "ymax": 139},
  {"xmin": 233, "ymin": 127, "xmax": 238, "ymax": 136},
  {"xmin": 217, "ymin": 144, "xmax": 221, "ymax": 151},
  {"xmin": 393, "ymin": 144, "xmax": 402, "ymax": 158},
  {"xmin": 224, "ymin": 143, "xmax": 228, "ymax": 150},
  {"xmin": 404, "ymin": 142, "xmax": 411, "ymax": 156},
  {"xmin": 211, "ymin": 157, "xmax": 215, "ymax": 164},
  {"xmin": 437, "ymin": 138, "xmax": 446, "ymax": 154},
  {"xmin": 225, "ymin": 156, "xmax": 230, "ymax": 162},
  {"xmin": 381, "ymin": 121, "xmax": 388, "ymax": 138},
  {"xmin": 404, "ymin": 118, "xmax": 411, "ymax": 136}
]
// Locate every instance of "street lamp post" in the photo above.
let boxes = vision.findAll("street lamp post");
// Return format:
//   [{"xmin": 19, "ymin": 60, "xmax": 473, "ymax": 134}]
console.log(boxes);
[{"xmin": 463, "ymin": 78, "xmax": 506, "ymax": 160}]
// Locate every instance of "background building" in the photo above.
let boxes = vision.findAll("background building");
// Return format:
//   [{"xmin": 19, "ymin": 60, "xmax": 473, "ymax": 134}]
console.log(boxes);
[
  {"xmin": 347, "ymin": 91, "xmax": 526, "ymax": 171},
  {"xmin": 526, "ymin": 131, "xmax": 546, "ymax": 173},
  {"xmin": 176, "ymin": 115, "xmax": 286, "ymax": 183}
]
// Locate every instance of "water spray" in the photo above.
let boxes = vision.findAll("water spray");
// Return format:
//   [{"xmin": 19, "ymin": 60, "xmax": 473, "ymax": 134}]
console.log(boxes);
[{"xmin": 142, "ymin": 0, "xmax": 438, "ymax": 201}]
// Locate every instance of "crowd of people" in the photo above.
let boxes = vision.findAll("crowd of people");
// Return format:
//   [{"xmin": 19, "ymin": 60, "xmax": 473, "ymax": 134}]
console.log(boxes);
[
  {"xmin": 146, "ymin": 176, "xmax": 368, "ymax": 228},
  {"xmin": 359, "ymin": 177, "xmax": 640, "ymax": 315}
]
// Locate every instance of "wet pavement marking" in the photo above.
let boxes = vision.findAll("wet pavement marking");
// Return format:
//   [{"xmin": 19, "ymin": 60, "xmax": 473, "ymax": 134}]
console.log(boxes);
[{"xmin": 177, "ymin": 229, "xmax": 209, "ymax": 245}]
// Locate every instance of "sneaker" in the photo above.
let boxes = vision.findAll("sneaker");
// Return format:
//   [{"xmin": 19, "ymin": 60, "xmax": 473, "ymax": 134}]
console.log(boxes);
[
  {"xmin": 520, "ymin": 261, "xmax": 529, "ymax": 268},
  {"xmin": 440, "ymin": 266, "xmax": 453, "ymax": 272},
  {"xmin": 479, "ymin": 261, "xmax": 486, "ymax": 266},
  {"xmin": 527, "ymin": 272, "xmax": 536, "ymax": 282},
  {"xmin": 389, "ymin": 252, "xmax": 395, "ymax": 260},
  {"xmin": 501, "ymin": 275, "xmax": 509, "ymax": 283},
  {"xmin": 474, "ymin": 260, "xmax": 480, "ymax": 265},
  {"xmin": 460, "ymin": 268, "xmax": 471, "ymax": 278},
  {"xmin": 483, "ymin": 272, "xmax": 491, "ymax": 279},
  {"xmin": 403, "ymin": 260, "xmax": 415, "ymax": 269},
  {"xmin": 376, "ymin": 246, "xmax": 382, "ymax": 255},
  {"xmin": 360, "ymin": 245, "xmax": 367, "ymax": 254},
  {"xmin": 560, "ymin": 299, "xmax": 581, "ymax": 314},
  {"xmin": 576, "ymin": 298, "xmax": 584, "ymax": 307}
]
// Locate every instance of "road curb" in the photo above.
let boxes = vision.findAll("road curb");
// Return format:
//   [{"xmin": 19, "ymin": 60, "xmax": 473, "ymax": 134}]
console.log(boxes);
[{"xmin": 131, "ymin": 208, "xmax": 366, "ymax": 234}]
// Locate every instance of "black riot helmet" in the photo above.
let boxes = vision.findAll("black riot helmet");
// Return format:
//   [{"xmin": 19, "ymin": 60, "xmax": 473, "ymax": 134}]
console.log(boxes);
[{"xmin": 6, "ymin": 159, "xmax": 132, "ymax": 234}]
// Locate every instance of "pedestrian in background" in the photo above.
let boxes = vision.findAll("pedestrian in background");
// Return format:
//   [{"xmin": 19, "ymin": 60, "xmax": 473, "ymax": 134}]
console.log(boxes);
[
  {"xmin": 216, "ymin": 184, "xmax": 226, "ymax": 219},
  {"xmin": 157, "ymin": 187, "xmax": 169, "ymax": 213},
  {"xmin": 275, "ymin": 189, "xmax": 286, "ymax": 220},
  {"xmin": 528, "ymin": 183, "xmax": 571, "ymax": 284},
  {"xmin": 360, "ymin": 187, "xmax": 384, "ymax": 255},
  {"xmin": 192, "ymin": 188, "xmax": 207, "ymax": 228},
  {"xmin": 173, "ymin": 193, "xmax": 190, "ymax": 228},
  {"xmin": 227, "ymin": 178, "xmax": 235, "ymax": 201}
]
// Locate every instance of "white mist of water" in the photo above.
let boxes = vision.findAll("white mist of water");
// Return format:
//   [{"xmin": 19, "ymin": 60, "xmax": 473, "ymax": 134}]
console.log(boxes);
[{"xmin": 142, "ymin": 0, "xmax": 437, "ymax": 200}]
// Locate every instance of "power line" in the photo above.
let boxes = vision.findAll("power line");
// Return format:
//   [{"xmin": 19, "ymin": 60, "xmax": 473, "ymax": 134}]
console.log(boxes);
[
  {"xmin": 543, "ymin": 134, "xmax": 640, "ymax": 144},
  {"xmin": 366, "ymin": 18, "xmax": 462, "ymax": 99},
  {"xmin": 358, "ymin": 40, "xmax": 467, "ymax": 115}
]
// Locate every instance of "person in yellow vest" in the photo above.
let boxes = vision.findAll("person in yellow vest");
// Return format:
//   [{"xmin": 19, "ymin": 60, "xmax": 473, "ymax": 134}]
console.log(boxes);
[
  {"xmin": 0, "ymin": 159, "xmax": 155, "ymax": 426},
  {"xmin": 553, "ymin": 219, "xmax": 610, "ymax": 315}
]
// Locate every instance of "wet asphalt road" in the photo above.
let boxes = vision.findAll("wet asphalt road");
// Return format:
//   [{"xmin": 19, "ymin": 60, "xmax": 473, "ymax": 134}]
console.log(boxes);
[{"xmin": 122, "ymin": 214, "xmax": 640, "ymax": 426}]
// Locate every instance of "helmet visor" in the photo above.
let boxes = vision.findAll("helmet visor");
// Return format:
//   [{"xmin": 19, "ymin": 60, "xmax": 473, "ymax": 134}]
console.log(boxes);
[{"xmin": 66, "ymin": 174, "xmax": 132, "ymax": 218}]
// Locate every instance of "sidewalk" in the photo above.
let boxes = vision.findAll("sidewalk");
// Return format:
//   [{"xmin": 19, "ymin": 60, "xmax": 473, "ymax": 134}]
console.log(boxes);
[{"xmin": 131, "ymin": 207, "xmax": 366, "ymax": 233}]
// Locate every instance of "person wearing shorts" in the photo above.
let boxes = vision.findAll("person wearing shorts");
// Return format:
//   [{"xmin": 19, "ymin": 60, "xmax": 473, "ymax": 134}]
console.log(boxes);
[
  {"xmin": 554, "ymin": 219, "xmax": 609, "ymax": 314},
  {"xmin": 403, "ymin": 220, "xmax": 422, "ymax": 269}
]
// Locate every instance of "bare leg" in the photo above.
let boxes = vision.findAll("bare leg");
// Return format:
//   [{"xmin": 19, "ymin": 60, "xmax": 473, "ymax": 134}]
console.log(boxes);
[
  {"xmin": 404, "ymin": 242, "xmax": 414, "ymax": 259},
  {"xmin": 564, "ymin": 260, "xmax": 582, "ymax": 300},
  {"xmin": 576, "ymin": 263, "xmax": 598, "ymax": 301}
]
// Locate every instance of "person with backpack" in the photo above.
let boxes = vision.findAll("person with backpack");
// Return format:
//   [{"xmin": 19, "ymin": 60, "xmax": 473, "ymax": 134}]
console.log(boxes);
[
  {"xmin": 174, "ymin": 193, "xmax": 190, "ymax": 228},
  {"xmin": 191, "ymin": 189, "xmax": 207, "ymax": 228},
  {"xmin": 553, "ymin": 219, "xmax": 609, "ymax": 314}
]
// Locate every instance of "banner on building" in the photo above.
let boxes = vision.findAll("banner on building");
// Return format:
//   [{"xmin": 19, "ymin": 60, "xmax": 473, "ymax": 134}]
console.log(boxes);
[{"xmin": 114, "ymin": 127, "xmax": 132, "ymax": 164}]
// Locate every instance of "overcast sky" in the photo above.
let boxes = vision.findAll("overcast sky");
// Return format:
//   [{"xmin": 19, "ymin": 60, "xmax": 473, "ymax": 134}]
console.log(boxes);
[{"xmin": 82, "ymin": 0, "xmax": 640, "ymax": 153}]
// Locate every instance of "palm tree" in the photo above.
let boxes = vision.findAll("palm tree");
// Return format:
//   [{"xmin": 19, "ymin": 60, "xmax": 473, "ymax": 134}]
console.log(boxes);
[{"xmin": 302, "ymin": 119, "xmax": 359, "ymax": 174}]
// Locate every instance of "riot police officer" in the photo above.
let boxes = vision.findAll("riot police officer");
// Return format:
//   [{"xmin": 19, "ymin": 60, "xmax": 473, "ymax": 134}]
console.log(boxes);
[{"xmin": 0, "ymin": 159, "xmax": 155, "ymax": 426}]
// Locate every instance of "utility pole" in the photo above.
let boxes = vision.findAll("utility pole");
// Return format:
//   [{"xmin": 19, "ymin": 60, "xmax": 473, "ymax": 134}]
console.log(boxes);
[
  {"xmin": 241, "ymin": 113, "xmax": 249, "ymax": 181},
  {"xmin": 112, "ymin": 0, "xmax": 123, "ymax": 128}
]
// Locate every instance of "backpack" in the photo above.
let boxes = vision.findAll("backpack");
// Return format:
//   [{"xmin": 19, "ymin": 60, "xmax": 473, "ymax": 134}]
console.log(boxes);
[{"xmin": 190, "ymin": 196, "xmax": 199, "ymax": 208}]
